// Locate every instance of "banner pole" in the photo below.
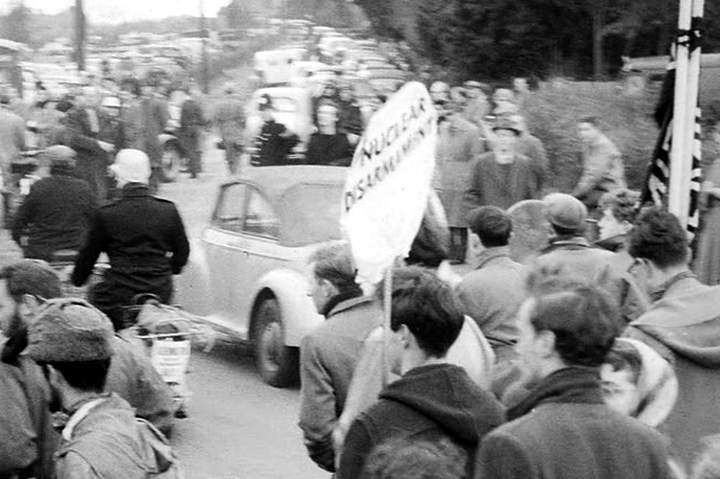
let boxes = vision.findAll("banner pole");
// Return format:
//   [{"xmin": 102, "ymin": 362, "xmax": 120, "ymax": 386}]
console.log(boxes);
[
  {"xmin": 683, "ymin": 0, "xmax": 704, "ymax": 223},
  {"xmin": 669, "ymin": 0, "xmax": 692, "ymax": 221},
  {"xmin": 381, "ymin": 265, "xmax": 393, "ymax": 387}
]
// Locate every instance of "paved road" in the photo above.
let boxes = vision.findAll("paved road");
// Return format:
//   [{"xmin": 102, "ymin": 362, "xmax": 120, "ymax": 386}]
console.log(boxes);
[{"xmin": 161, "ymin": 139, "xmax": 326, "ymax": 479}]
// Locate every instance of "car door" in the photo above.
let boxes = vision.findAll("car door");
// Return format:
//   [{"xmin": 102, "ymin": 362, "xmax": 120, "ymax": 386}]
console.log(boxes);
[
  {"xmin": 201, "ymin": 182, "xmax": 250, "ymax": 331},
  {"xmin": 228, "ymin": 186, "xmax": 285, "ymax": 332}
]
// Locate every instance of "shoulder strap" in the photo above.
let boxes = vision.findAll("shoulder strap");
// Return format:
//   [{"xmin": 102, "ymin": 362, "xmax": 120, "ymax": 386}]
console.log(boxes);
[{"xmin": 62, "ymin": 398, "xmax": 107, "ymax": 440}]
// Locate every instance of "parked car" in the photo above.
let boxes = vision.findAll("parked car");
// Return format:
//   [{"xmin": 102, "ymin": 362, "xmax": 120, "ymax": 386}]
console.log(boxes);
[{"xmin": 175, "ymin": 165, "xmax": 348, "ymax": 386}]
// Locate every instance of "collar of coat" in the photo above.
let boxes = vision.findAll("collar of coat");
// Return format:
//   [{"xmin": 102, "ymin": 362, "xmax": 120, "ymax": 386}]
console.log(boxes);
[
  {"xmin": 121, "ymin": 183, "xmax": 151, "ymax": 198},
  {"xmin": 325, "ymin": 293, "xmax": 373, "ymax": 318},
  {"xmin": 475, "ymin": 246, "xmax": 511, "ymax": 269},
  {"xmin": 506, "ymin": 366, "xmax": 604, "ymax": 421},
  {"xmin": 541, "ymin": 236, "xmax": 592, "ymax": 253}
]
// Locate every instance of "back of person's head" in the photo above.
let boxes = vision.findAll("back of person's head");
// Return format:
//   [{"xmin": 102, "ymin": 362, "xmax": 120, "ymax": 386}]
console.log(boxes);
[
  {"xmin": 382, "ymin": 267, "xmax": 464, "ymax": 358},
  {"xmin": 599, "ymin": 189, "xmax": 641, "ymax": 224},
  {"xmin": 692, "ymin": 435, "xmax": 720, "ymax": 479},
  {"xmin": 542, "ymin": 193, "xmax": 588, "ymax": 236},
  {"xmin": 467, "ymin": 206, "xmax": 512, "ymax": 247},
  {"xmin": 0, "ymin": 260, "xmax": 62, "ymax": 302},
  {"xmin": 526, "ymin": 276, "xmax": 622, "ymax": 367},
  {"xmin": 360, "ymin": 438, "xmax": 466, "ymax": 479},
  {"xmin": 628, "ymin": 207, "xmax": 688, "ymax": 268},
  {"xmin": 308, "ymin": 242, "xmax": 361, "ymax": 296}
]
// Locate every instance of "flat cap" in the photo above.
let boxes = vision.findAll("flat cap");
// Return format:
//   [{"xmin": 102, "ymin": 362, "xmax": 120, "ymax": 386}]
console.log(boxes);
[
  {"xmin": 26, "ymin": 298, "xmax": 115, "ymax": 362},
  {"xmin": 543, "ymin": 193, "xmax": 588, "ymax": 231},
  {"xmin": 42, "ymin": 145, "xmax": 76, "ymax": 166}
]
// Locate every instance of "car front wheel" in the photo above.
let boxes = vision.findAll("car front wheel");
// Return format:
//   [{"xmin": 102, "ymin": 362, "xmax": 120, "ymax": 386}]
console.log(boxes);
[{"xmin": 253, "ymin": 297, "xmax": 299, "ymax": 387}]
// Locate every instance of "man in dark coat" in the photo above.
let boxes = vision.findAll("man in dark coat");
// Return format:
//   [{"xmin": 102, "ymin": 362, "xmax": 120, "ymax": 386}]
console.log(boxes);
[
  {"xmin": 12, "ymin": 146, "xmax": 96, "ymax": 262},
  {"xmin": 178, "ymin": 88, "xmax": 205, "ymax": 178},
  {"xmin": 625, "ymin": 208, "xmax": 720, "ymax": 467},
  {"xmin": 251, "ymin": 94, "xmax": 299, "ymax": 166},
  {"xmin": 337, "ymin": 268, "xmax": 504, "ymax": 479},
  {"xmin": 71, "ymin": 149, "xmax": 189, "ymax": 329},
  {"xmin": 464, "ymin": 119, "xmax": 536, "ymax": 214},
  {"xmin": 120, "ymin": 79, "xmax": 168, "ymax": 191},
  {"xmin": 475, "ymin": 279, "xmax": 672, "ymax": 479},
  {"xmin": 53, "ymin": 95, "xmax": 115, "ymax": 201},
  {"xmin": 305, "ymin": 101, "xmax": 353, "ymax": 166}
]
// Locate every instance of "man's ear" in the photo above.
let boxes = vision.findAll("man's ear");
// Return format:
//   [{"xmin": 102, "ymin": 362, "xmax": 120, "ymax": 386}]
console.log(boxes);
[
  {"xmin": 18, "ymin": 293, "xmax": 42, "ymax": 320},
  {"xmin": 535, "ymin": 329, "xmax": 557, "ymax": 359}
]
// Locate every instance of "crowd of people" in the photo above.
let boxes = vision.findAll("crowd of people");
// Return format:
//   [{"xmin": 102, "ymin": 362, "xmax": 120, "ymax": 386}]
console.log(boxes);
[{"xmin": 5, "ymin": 43, "xmax": 720, "ymax": 479}]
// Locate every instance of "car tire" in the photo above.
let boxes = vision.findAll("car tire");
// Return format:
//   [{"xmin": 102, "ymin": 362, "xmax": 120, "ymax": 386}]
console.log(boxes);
[
  {"xmin": 253, "ymin": 297, "xmax": 299, "ymax": 388},
  {"xmin": 161, "ymin": 144, "xmax": 182, "ymax": 183}
]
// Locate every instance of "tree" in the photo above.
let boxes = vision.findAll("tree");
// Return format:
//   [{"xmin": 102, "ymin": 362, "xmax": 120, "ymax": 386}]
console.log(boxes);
[{"xmin": 2, "ymin": 3, "xmax": 31, "ymax": 45}]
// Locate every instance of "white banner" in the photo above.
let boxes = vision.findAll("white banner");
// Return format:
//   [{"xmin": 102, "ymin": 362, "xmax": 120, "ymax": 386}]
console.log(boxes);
[{"xmin": 341, "ymin": 82, "xmax": 438, "ymax": 285}]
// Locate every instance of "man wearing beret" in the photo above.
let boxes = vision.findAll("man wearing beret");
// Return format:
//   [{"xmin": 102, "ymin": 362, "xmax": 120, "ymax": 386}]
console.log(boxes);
[
  {"xmin": 12, "ymin": 145, "xmax": 97, "ymax": 262},
  {"xmin": 26, "ymin": 298, "xmax": 179, "ymax": 478}
]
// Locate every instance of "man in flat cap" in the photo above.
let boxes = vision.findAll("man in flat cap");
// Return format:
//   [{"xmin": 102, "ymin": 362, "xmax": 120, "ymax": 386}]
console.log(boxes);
[
  {"xmin": 464, "ymin": 118, "xmax": 537, "ymax": 214},
  {"xmin": 26, "ymin": 298, "xmax": 179, "ymax": 479},
  {"xmin": 12, "ymin": 145, "xmax": 97, "ymax": 262}
]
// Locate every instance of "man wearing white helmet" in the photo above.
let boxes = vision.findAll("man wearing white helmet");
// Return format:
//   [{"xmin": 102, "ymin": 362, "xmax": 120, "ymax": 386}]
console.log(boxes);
[{"xmin": 71, "ymin": 149, "xmax": 190, "ymax": 330}]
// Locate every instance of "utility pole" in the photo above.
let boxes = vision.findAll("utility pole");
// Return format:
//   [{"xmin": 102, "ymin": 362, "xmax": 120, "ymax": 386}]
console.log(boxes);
[
  {"xmin": 199, "ymin": 0, "xmax": 209, "ymax": 94},
  {"xmin": 74, "ymin": 0, "xmax": 86, "ymax": 71}
]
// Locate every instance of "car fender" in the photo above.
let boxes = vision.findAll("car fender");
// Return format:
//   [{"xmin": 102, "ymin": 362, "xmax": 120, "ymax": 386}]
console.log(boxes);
[{"xmin": 252, "ymin": 267, "xmax": 322, "ymax": 347}]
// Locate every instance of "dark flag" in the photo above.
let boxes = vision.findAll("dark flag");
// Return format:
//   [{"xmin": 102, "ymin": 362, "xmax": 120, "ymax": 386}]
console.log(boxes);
[{"xmin": 642, "ymin": 60, "xmax": 702, "ymax": 234}]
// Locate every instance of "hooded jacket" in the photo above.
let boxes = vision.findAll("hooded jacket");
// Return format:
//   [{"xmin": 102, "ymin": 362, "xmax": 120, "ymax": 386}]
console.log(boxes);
[
  {"xmin": 626, "ymin": 273, "xmax": 720, "ymax": 466},
  {"xmin": 337, "ymin": 363, "xmax": 504, "ymax": 479},
  {"xmin": 54, "ymin": 394, "xmax": 176, "ymax": 479}
]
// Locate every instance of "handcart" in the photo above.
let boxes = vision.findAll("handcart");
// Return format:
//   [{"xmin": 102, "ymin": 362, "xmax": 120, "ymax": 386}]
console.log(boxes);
[{"xmin": 119, "ymin": 294, "xmax": 215, "ymax": 418}]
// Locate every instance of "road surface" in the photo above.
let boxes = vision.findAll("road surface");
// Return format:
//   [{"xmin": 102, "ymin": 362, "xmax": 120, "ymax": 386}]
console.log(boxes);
[{"xmin": 161, "ymin": 138, "xmax": 327, "ymax": 479}]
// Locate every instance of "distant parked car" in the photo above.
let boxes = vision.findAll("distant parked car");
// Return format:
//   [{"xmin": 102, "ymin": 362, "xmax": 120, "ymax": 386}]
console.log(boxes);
[{"xmin": 174, "ymin": 165, "xmax": 348, "ymax": 386}]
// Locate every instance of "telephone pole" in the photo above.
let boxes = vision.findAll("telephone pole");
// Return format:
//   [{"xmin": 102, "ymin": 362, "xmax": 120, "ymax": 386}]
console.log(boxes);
[
  {"xmin": 199, "ymin": 0, "xmax": 209, "ymax": 94},
  {"xmin": 74, "ymin": 0, "xmax": 86, "ymax": 71}
]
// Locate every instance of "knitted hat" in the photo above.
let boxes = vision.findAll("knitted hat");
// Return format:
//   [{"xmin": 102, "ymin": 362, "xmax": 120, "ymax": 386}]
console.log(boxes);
[
  {"xmin": 110, "ymin": 149, "xmax": 151, "ymax": 184},
  {"xmin": 543, "ymin": 193, "xmax": 588, "ymax": 231},
  {"xmin": 26, "ymin": 298, "xmax": 115, "ymax": 362}
]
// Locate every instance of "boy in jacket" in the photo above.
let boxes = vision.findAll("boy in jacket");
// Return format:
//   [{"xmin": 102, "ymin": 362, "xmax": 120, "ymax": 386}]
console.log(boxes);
[{"xmin": 337, "ymin": 267, "xmax": 504, "ymax": 479}]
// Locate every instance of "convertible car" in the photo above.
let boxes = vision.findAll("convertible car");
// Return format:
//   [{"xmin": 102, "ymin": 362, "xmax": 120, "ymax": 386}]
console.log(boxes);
[{"xmin": 175, "ymin": 165, "xmax": 347, "ymax": 386}]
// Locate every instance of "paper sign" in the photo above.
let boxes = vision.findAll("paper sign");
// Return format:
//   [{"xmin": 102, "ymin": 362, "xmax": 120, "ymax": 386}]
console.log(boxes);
[{"xmin": 341, "ymin": 82, "xmax": 438, "ymax": 284}]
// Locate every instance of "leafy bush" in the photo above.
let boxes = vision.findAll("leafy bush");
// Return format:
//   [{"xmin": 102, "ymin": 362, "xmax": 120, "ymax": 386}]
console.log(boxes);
[{"xmin": 523, "ymin": 80, "xmax": 659, "ymax": 193}]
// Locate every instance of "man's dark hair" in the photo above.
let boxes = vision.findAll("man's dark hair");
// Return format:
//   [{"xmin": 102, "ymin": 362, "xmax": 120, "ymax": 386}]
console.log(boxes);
[
  {"xmin": 308, "ymin": 243, "xmax": 362, "ymax": 297},
  {"xmin": 467, "ymin": 206, "xmax": 512, "ymax": 247},
  {"xmin": 527, "ymin": 279, "xmax": 622, "ymax": 367},
  {"xmin": 578, "ymin": 116, "xmax": 599, "ymax": 127},
  {"xmin": 0, "ymin": 260, "xmax": 62, "ymax": 301},
  {"xmin": 628, "ymin": 207, "xmax": 688, "ymax": 268},
  {"xmin": 48, "ymin": 359, "xmax": 111, "ymax": 392},
  {"xmin": 383, "ymin": 267, "xmax": 464, "ymax": 358}
]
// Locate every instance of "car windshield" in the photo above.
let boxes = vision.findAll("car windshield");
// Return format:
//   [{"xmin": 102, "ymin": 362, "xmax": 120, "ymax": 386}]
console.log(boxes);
[
  {"xmin": 278, "ymin": 183, "xmax": 344, "ymax": 246},
  {"xmin": 261, "ymin": 96, "xmax": 297, "ymax": 114}
]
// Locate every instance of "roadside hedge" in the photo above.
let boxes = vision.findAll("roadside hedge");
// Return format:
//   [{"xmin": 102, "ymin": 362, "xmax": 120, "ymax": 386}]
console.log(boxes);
[{"xmin": 523, "ymin": 80, "xmax": 659, "ymax": 193}]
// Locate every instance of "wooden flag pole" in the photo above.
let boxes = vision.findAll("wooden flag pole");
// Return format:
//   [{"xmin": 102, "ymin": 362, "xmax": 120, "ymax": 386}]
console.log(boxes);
[
  {"xmin": 381, "ymin": 265, "xmax": 393, "ymax": 387},
  {"xmin": 683, "ymin": 0, "xmax": 704, "ymax": 224},
  {"xmin": 668, "ymin": 0, "xmax": 692, "ymax": 222}
]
